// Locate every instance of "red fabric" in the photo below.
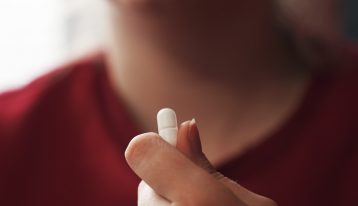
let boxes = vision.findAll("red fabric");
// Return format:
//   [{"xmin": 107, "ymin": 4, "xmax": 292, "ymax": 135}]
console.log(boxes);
[{"xmin": 0, "ymin": 52, "xmax": 357, "ymax": 206}]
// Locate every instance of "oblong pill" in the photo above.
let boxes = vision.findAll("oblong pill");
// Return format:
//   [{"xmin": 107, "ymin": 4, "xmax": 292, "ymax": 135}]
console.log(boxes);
[{"xmin": 157, "ymin": 108, "xmax": 178, "ymax": 146}]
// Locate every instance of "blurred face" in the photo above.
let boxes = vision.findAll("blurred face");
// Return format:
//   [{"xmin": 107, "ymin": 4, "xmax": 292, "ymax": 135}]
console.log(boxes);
[
  {"xmin": 113, "ymin": 0, "xmax": 262, "ymax": 15},
  {"xmin": 112, "ymin": 0, "xmax": 272, "ymax": 29},
  {"xmin": 110, "ymin": 0, "xmax": 275, "ymax": 70}
]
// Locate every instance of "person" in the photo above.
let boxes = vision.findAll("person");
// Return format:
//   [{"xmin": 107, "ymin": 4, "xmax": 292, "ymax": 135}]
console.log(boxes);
[{"xmin": 0, "ymin": 0, "xmax": 357, "ymax": 205}]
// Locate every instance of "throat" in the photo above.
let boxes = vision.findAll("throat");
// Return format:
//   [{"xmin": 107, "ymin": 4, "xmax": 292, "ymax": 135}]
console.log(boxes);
[
  {"xmin": 195, "ymin": 75, "xmax": 312, "ymax": 167},
  {"xmin": 106, "ymin": 48, "xmax": 312, "ymax": 167}
]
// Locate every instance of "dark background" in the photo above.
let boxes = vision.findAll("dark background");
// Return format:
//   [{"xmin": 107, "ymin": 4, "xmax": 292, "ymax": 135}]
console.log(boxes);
[{"xmin": 345, "ymin": 0, "xmax": 358, "ymax": 41}]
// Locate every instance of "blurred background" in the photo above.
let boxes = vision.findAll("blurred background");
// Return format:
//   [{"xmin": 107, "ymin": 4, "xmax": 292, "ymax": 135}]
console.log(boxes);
[
  {"xmin": 0, "ymin": 0, "xmax": 357, "ymax": 92},
  {"xmin": 0, "ymin": 0, "xmax": 108, "ymax": 92}
]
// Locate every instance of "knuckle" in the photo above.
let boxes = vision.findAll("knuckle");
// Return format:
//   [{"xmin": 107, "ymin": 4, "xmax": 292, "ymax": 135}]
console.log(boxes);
[{"xmin": 195, "ymin": 155, "xmax": 216, "ymax": 173}]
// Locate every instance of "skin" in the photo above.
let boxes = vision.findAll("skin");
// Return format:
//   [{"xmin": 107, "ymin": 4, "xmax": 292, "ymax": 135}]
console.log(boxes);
[
  {"xmin": 107, "ymin": 0, "xmax": 312, "ymax": 165},
  {"xmin": 276, "ymin": 0, "xmax": 344, "ymax": 65},
  {"xmin": 103, "ymin": 0, "xmax": 339, "ymax": 205},
  {"xmin": 126, "ymin": 120, "xmax": 277, "ymax": 205},
  {"xmin": 277, "ymin": 0, "xmax": 343, "ymax": 43}
]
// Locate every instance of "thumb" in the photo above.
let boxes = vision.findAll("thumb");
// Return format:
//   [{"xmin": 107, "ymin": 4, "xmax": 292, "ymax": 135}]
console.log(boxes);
[{"xmin": 176, "ymin": 120, "xmax": 277, "ymax": 206}]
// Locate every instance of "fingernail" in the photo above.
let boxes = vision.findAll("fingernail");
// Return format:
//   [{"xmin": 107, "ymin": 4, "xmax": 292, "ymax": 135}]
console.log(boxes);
[
  {"xmin": 188, "ymin": 118, "xmax": 202, "ymax": 153},
  {"xmin": 180, "ymin": 120, "xmax": 191, "ymax": 128},
  {"xmin": 189, "ymin": 118, "xmax": 197, "ymax": 135},
  {"xmin": 190, "ymin": 118, "xmax": 196, "ymax": 126}
]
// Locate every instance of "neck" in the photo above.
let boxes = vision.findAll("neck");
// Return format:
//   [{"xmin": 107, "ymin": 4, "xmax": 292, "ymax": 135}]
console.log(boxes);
[
  {"xmin": 105, "ymin": 5, "xmax": 312, "ymax": 164},
  {"xmin": 107, "ymin": 49, "xmax": 309, "ymax": 129}
]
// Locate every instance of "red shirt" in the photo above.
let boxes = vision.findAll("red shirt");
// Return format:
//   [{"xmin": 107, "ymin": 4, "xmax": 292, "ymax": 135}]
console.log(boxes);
[{"xmin": 0, "ymin": 52, "xmax": 357, "ymax": 206}]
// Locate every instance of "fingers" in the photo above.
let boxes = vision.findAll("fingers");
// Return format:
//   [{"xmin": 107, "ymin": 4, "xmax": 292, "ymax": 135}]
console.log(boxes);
[
  {"xmin": 176, "ymin": 120, "xmax": 277, "ymax": 206},
  {"xmin": 127, "ymin": 123, "xmax": 276, "ymax": 206},
  {"xmin": 125, "ymin": 132, "xmax": 241, "ymax": 205},
  {"xmin": 215, "ymin": 176, "xmax": 277, "ymax": 206},
  {"xmin": 176, "ymin": 120, "xmax": 216, "ymax": 173},
  {"xmin": 176, "ymin": 119, "xmax": 202, "ymax": 159}
]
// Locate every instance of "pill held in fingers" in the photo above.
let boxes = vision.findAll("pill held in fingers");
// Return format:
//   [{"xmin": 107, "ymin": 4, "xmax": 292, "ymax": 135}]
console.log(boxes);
[{"xmin": 157, "ymin": 108, "xmax": 178, "ymax": 146}]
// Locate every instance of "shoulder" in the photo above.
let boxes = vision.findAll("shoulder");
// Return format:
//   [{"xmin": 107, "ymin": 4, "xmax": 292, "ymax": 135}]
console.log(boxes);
[
  {"xmin": 0, "ymin": 52, "xmax": 105, "ymax": 140},
  {"xmin": 314, "ymin": 46, "xmax": 358, "ymax": 113},
  {"xmin": 308, "ymin": 46, "xmax": 358, "ymax": 155}
]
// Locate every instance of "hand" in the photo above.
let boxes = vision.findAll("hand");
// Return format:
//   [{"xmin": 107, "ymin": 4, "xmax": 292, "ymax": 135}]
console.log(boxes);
[{"xmin": 125, "ymin": 120, "xmax": 277, "ymax": 206}]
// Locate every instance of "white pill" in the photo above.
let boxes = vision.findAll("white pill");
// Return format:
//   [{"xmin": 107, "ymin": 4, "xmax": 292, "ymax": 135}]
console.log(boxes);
[{"xmin": 157, "ymin": 108, "xmax": 178, "ymax": 146}]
